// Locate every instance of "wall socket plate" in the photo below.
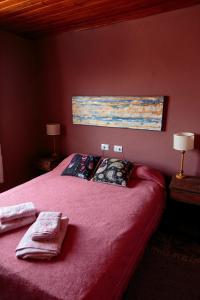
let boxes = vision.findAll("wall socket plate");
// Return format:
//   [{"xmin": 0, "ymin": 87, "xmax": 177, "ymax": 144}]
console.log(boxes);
[
  {"xmin": 101, "ymin": 144, "xmax": 109, "ymax": 151},
  {"xmin": 114, "ymin": 145, "xmax": 123, "ymax": 152}
]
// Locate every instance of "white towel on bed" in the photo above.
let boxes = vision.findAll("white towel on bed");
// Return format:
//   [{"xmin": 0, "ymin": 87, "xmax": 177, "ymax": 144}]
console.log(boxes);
[
  {"xmin": 31, "ymin": 211, "xmax": 62, "ymax": 241},
  {"xmin": 16, "ymin": 217, "xmax": 69, "ymax": 260},
  {"xmin": 0, "ymin": 202, "xmax": 36, "ymax": 223},
  {"xmin": 0, "ymin": 215, "xmax": 36, "ymax": 234}
]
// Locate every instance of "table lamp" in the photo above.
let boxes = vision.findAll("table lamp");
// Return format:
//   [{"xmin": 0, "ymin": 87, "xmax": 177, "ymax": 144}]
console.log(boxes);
[
  {"xmin": 173, "ymin": 132, "xmax": 194, "ymax": 179},
  {"xmin": 46, "ymin": 123, "xmax": 60, "ymax": 157}
]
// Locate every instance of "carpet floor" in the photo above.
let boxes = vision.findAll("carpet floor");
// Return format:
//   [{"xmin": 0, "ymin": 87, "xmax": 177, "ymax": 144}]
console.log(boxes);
[{"xmin": 123, "ymin": 228, "xmax": 200, "ymax": 300}]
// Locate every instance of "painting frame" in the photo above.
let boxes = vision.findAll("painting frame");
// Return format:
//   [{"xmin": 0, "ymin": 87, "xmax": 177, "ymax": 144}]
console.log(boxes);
[{"xmin": 72, "ymin": 96, "xmax": 165, "ymax": 131}]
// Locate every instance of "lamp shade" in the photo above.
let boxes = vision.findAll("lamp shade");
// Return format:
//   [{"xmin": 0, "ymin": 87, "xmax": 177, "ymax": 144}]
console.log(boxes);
[
  {"xmin": 46, "ymin": 123, "xmax": 60, "ymax": 136},
  {"xmin": 173, "ymin": 132, "xmax": 194, "ymax": 151}
]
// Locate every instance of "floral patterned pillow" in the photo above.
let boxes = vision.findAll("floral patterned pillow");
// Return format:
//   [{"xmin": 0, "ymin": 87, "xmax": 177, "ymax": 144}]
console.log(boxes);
[
  {"xmin": 92, "ymin": 158, "xmax": 133, "ymax": 187},
  {"xmin": 61, "ymin": 154, "xmax": 101, "ymax": 180}
]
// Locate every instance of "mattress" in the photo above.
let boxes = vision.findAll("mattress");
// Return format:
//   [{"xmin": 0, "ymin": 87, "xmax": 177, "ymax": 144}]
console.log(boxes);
[{"xmin": 0, "ymin": 155, "xmax": 165, "ymax": 300}]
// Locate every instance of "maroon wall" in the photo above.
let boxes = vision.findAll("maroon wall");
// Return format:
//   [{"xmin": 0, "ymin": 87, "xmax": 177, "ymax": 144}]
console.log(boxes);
[
  {"xmin": 37, "ymin": 5, "xmax": 200, "ymax": 176},
  {"xmin": 1, "ymin": 4, "xmax": 200, "ymax": 193},
  {"xmin": 0, "ymin": 31, "xmax": 41, "ymax": 192}
]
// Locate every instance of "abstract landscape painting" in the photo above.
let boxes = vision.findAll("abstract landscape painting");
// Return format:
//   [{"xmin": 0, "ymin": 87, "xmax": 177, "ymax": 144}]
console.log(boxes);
[{"xmin": 72, "ymin": 96, "xmax": 165, "ymax": 131}]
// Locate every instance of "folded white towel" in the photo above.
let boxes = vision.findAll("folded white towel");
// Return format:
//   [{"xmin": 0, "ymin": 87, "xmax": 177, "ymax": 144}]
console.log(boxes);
[
  {"xmin": 16, "ymin": 217, "xmax": 69, "ymax": 260},
  {"xmin": 0, "ymin": 202, "xmax": 36, "ymax": 223},
  {"xmin": 31, "ymin": 211, "xmax": 62, "ymax": 241},
  {"xmin": 0, "ymin": 215, "xmax": 36, "ymax": 234}
]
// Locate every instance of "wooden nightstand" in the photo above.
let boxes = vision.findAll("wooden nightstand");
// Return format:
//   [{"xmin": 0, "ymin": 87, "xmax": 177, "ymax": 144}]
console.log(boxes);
[
  {"xmin": 167, "ymin": 175, "xmax": 200, "ymax": 239},
  {"xmin": 36, "ymin": 155, "xmax": 64, "ymax": 173},
  {"xmin": 170, "ymin": 176, "xmax": 200, "ymax": 206}
]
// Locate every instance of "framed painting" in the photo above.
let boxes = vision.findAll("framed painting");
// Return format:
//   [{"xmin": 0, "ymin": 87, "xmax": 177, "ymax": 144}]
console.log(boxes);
[{"xmin": 72, "ymin": 96, "xmax": 165, "ymax": 131}]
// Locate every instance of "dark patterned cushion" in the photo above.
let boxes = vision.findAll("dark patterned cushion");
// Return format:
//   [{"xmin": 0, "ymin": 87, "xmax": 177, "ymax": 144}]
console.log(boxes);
[
  {"xmin": 92, "ymin": 158, "xmax": 133, "ymax": 187},
  {"xmin": 61, "ymin": 154, "xmax": 101, "ymax": 180}
]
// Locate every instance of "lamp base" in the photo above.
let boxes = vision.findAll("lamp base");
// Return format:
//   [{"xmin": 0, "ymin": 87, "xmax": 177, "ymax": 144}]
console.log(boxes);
[{"xmin": 176, "ymin": 171, "xmax": 186, "ymax": 180}]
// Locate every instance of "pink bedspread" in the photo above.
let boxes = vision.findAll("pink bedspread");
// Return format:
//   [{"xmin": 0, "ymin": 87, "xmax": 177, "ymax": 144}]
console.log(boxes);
[{"xmin": 0, "ymin": 155, "xmax": 165, "ymax": 300}]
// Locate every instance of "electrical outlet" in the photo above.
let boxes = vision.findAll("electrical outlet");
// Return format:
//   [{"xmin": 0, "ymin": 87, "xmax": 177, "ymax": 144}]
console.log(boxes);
[
  {"xmin": 114, "ymin": 145, "xmax": 123, "ymax": 152},
  {"xmin": 101, "ymin": 144, "xmax": 109, "ymax": 151}
]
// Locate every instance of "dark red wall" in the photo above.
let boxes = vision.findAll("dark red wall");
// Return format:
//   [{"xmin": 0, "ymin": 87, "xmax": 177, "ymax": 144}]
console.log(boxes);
[
  {"xmin": 37, "ymin": 5, "xmax": 200, "ymax": 176},
  {"xmin": 0, "ymin": 31, "xmax": 41, "ymax": 192},
  {"xmin": 1, "ymin": 5, "xmax": 200, "ymax": 193}
]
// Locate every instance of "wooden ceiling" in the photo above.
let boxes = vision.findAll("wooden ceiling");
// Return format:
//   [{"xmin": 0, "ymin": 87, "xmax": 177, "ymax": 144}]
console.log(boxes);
[{"xmin": 0, "ymin": 0, "xmax": 200, "ymax": 38}]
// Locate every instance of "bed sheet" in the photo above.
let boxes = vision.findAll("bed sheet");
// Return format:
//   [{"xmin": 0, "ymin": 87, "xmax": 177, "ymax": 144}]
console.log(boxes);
[{"xmin": 0, "ymin": 155, "xmax": 165, "ymax": 300}]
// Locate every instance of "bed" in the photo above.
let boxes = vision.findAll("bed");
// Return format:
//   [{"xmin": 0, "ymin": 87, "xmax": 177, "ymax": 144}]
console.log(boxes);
[{"xmin": 0, "ymin": 154, "xmax": 165, "ymax": 300}]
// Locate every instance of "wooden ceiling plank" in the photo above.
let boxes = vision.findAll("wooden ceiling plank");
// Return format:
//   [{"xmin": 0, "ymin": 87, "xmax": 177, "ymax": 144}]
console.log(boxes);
[
  {"xmin": 2, "ymin": 0, "xmax": 198, "ymax": 29},
  {"xmin": 0, "ymin": 0, "xmax": 38, "ymax": 10},
  {"xmin": 0, "ymin": 0, "xmax": 171, "ymax": 19},
  {"xmin": 0, "ymin": 0, "xmax": 183, "ymax": 24},
  {"xmin": 0, "ymin": 0, "xmax": 200, "ymax": 37},
  {"xmin": 0, "ymin": 1, "xmax": 150, "ymax": 31}
]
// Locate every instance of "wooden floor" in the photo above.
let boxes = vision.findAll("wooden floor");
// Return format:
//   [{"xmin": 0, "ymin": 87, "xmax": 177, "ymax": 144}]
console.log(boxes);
[
  {"xmin": 123, "ymin": 202, "xmax": 200, "ymax": 300},
  {"xmin": 123, "ymin": 247, "xmax": 200, "ymax": 300}
]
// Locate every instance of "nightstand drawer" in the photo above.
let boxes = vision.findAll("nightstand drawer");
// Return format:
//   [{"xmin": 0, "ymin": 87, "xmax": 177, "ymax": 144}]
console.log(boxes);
[
  {"xmin": 170, "ymin": 176, "xmax": 200, "ymax": 206},
  {"xmin": 170, "ymin": 189, "xmax": 200, "ymax": 205}
]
